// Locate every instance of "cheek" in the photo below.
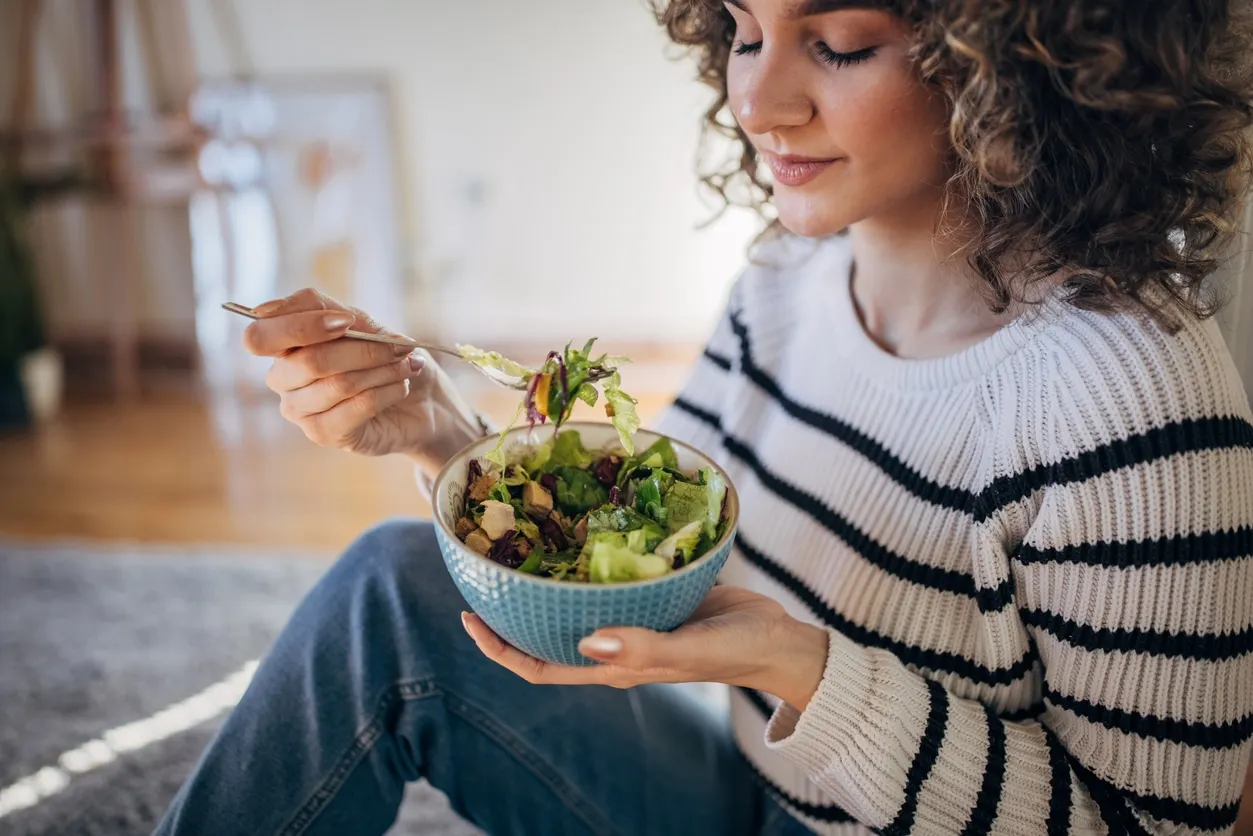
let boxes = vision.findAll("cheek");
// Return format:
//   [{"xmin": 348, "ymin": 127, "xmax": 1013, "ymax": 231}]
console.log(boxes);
[{"xmin": 825, "ymin": 77, "xmax": 949, "ymax": 180}]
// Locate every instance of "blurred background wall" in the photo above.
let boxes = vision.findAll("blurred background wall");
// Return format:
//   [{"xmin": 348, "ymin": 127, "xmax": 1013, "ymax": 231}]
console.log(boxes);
[{"xmin": 0, "ymin": 0, "xmax": 761, "ymax": 384}]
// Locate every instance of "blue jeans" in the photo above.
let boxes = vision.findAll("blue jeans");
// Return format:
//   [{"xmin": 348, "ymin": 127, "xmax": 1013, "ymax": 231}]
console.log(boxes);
[{"xmin": 156, "ymin": 520, "xmax": 810, "ymax": 836}]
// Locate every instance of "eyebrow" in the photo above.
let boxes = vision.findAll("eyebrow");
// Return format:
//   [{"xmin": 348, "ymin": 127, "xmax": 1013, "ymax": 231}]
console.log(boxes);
[{"xmin": 724, "ymin": 0, "xmax": 881, "ymax": 17}]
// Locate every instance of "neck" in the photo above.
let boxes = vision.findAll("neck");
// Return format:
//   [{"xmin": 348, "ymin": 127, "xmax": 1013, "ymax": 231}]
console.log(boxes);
[{"xmin": 846, "ymin": 192, "xmax": 1013, "ymax": 360}]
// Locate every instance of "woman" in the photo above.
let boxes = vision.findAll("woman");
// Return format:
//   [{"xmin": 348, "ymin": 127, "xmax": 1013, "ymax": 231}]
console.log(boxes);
[{"xmin": 159, "ymin": 0, "xmax": 1253, "ymax": 833}]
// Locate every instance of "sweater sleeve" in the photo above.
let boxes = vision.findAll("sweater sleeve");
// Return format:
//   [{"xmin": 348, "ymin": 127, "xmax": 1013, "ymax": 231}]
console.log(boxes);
[{"xmin": 762, "ymin": 369, "xmax": 1253, "ymax": 832}]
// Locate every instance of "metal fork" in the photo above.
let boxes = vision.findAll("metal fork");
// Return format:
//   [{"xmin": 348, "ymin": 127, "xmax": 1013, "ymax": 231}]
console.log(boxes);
[{"xmin": 221, "ymin": 302, "xmax": 530, "ymax": 390}]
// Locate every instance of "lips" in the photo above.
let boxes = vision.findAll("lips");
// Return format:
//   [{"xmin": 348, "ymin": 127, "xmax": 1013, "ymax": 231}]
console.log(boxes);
[{"xmin": 762, "ymin": 152, "xmax": 839, "ymax": 187}]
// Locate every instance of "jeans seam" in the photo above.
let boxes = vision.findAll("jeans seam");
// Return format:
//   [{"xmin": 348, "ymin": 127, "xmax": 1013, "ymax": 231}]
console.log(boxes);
[
  {"xmin": 441, "ymin": 689, "xmax": 623, "ymax": 836},
  {"xmin": 276, "ymin": 678, "xmax": 437, "ymax": 836},
  {"xmin": 274, "ymin": 678, "xmax": 621, "ymax": 836}
]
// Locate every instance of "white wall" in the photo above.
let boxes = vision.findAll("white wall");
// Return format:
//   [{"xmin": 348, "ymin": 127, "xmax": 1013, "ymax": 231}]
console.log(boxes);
[{"xmin": 12, "ymin": 0, "xmax": 761, "ymax": 347}]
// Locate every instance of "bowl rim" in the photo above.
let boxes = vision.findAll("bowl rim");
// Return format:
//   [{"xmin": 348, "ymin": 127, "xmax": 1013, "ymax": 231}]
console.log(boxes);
[{"xmin": 432, "ymin": 421, "xmax": 740, "ymax": 590}]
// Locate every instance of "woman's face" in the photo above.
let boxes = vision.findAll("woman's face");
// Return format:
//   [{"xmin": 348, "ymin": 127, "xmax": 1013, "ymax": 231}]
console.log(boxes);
[{"xmin": 724, "ymin": 0, "xmax": 952, "ymax": 237}]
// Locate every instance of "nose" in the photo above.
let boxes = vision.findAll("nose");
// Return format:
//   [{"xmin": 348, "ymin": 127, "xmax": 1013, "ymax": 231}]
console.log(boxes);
[{"xmin": 734, "ymin": 48, "xmax": 814, "ymax": 136}]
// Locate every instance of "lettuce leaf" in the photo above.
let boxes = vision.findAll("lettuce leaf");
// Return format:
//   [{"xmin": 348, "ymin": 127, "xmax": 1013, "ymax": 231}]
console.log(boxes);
[
  {"xmin": 587, "ymin": 536, "xmax": 670, "ymax": 583},
  {"xmin": 602, "ymin": 371, "xmax": 640, "ymax": 455},
  {"xmin": 633, "ymin": 469, "xmax": 674, "ymax": 528},
  {"xmin": 552, "ymin": 466, "xmax": 610, "ymax": 514},
  {"xmin": 574, "ymin": 383, "xmax": 598, "ymax": 407},
  {"xmin": 586, "ymin": 504, "xmax": 666, "ymax": 551},
  {"xmin": 653, "ymin": 520, "xmax": 703, "ymax": 565},
  {"xmin": 616, "ymin": 438, "xmax": 680, "ymax": 486},
  {"xmin": 549, "ymin": 431, "xmax": 593, "ymax": 470},
  {"xmin": 456, "ymin": 345, "xmax": 536, "ymax": 381}
]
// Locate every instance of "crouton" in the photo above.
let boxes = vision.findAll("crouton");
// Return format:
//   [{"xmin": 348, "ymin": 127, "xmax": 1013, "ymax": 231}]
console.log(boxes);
[
  {"xmin": 522, "ymin": 481, "xmax": 553, "ymax": 519},
  {"xmin": 467, "ymin": 473, "xmax": 499, "ymax": 502},
  {"xmin": 465, "ymin": 529, "xmax": 493, "ymax": 556},
  {"xmin": 479, "ymin": 500, "xmax": 516, "ymax": 541}
]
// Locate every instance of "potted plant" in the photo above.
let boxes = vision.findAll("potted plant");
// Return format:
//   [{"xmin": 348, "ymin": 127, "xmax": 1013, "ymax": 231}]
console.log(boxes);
[{"xmin": 0, "ymin": 176, "xmax": 59, "ymax": 429}]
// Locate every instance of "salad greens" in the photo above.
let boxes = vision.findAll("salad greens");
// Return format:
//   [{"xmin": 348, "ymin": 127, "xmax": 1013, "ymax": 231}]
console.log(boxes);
[
  {"xmin": 457, "ymin": 339, "xmax": 640, "ymax": 467},
  {"xmin": 454, "ymin": 429, "xmax": 728, "ymax": 583}
]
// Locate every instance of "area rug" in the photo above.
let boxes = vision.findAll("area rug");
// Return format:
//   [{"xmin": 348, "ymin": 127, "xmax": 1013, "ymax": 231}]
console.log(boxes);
[{"xmin": 0, "ymin": 538, "xmax": 480, "ymax": 836}]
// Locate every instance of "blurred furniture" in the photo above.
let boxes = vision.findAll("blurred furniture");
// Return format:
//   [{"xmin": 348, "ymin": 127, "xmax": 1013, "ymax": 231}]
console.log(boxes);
[{"xmin": 2, "ymin": 0, "xmax": 209, "ymax": 399}]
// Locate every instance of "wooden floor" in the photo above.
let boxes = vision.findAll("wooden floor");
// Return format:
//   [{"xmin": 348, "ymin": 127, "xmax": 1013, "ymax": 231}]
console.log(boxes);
[{"xmin": 0, "ymin": 369, "xmax": 682, "ymax": 556}]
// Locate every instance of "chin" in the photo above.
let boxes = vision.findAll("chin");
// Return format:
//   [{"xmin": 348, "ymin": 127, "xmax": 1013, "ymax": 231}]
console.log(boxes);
[{"xmin": 775, "ymin": 205, "xmax": 853, "ymax": 238}]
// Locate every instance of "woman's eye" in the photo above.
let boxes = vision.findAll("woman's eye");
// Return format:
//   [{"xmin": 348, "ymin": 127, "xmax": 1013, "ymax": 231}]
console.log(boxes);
[
  {"xmin": 733, "ymin": 39, "xmax": 763, "ymax": 56},
  {"xmin": 815, "ymin": 42, "xmax": 877, "ymax": 68}
]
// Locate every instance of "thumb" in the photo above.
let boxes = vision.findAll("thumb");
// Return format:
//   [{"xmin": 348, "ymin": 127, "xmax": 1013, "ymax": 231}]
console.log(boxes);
[{"xmin": 578, "ymin": 626, "xmax": 699, "ymax": 671}]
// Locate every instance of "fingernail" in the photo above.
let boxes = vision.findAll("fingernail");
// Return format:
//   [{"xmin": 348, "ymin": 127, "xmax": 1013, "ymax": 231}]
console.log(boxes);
[
  {"xmin": 579, "ymin": 635, "xmax": 623, "ymax": 657},
  {"xmin": 393, "ymin": 343, "xmax": 412, "ymax": 356},
  {"xmin": 460, "ymin": 612, "xmax": 471, "ymax": 634},
  {"xmin": 322, "ymin": 312, "xmax": 354, "ymax": 331},
  {"xmin": 253, "ymin": 299, "xmax": 285, "ymax": 316},
  {"xmin": 408, "ymin": 355, "xmax": 425, "ymax": 374}
]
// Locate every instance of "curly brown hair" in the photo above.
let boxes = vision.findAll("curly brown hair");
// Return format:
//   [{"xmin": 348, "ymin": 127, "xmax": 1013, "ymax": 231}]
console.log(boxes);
[{"xmin": 653, "ymin": 0, "xmax": 1253, "ymax": 321}]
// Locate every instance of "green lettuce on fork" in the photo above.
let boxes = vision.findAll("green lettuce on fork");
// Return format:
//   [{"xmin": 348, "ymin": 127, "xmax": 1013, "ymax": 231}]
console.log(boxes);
[
  {"xmin": 452, "ymin": 428, "xmax": 728, "ymax": 584},
  {"xmin": 457, "ymin": 339, "xmax": 641, "ymax": 467}
]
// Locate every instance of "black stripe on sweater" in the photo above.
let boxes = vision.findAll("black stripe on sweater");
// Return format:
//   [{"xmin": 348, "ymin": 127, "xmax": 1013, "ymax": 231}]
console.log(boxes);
[
  {"xmin": 1014, "ymin": 526, "xmax": 1253, "ymax": 568},
  {"xmin": 1067, "ymin": 752, "xmax": 1240, "ymax": 832},
  {"xmin": 703, "ymin": 349, "xmax": 733, "ymax": 372},
  {"xmin": 959, "ymin": 704, "xmax": 1007, "ymax": 836},
  {"xmin": 1021, "ymin": 607, "xmax": 1253, "ymax": 662},
  {"xmin": 672, "ymin": 396, "xmax": 1007, "ymax": 609},
  {"xmin": 673, "ymin": 396, "xmax": 722, "ymax": 433},
  {"xmin": 727, "ymin": 311, "xmax": 978, "ymax": 513},
  {"xmin": 973, "ymin": 415, "xmax": 1253, "ymax": 522},
  {"xmin": 1042, "ymin": 728, "xmax": 1072, "ymax": 836},
  {"xmin": 1044, "ymin": 685, "xmax": 1253, "ymax": 749},
  {"xmin": 736, "ymin": 534, "xmax": 1037, "ymax": 686},
  {"xmin": 726, "ymin": 310, "xmax": 1253, "ymax": 525},
  {"xmin": 723, "ymin": 435, "xmax": 984, "ymax": 600},
  {"xmin": 740, "ymin": 754, "xmax": 857, "ymax": 824},
  {"xmin": 1070, "ymin": 760, "xmax": 1152, "ymax": 836},
  {"xmin": 976, "ymin": 578, "xmax": 1016, "ymax": 613},
  {"xmin": 883, "ymin": 679, "xmax": 949, "ymax": 836}
]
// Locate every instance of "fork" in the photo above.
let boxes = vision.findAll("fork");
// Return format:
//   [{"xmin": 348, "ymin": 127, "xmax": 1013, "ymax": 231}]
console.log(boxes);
[{"xmin": 221, "ymin": 302, "xmax": 530, "ymax": 390}]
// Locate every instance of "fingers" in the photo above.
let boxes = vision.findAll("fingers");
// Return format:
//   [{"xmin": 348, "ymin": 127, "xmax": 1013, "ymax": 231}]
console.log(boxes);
[
  {"xmin": 280, "ymin": 357, "xmax": 416, "ymax": 419},
  {"xmin": 244, "ymin": 309, "xmax": 356, "ymax": 357},
  {"xmin": 297, "ymin": 378, "xmax": 414, "ymax": 447},
  {"xmin": 578, "ymin": 627, "xmax": 678, "ymax": 670},
  {"xmin": 462, "ymin": 613, "xmax": 622, "ymax": 686},
  {"xmin": 252, "ymin": 287, "xmax": 338, "ymax": 317},
  {"xmin": 267, "ymin": 339, "xmax": 415, "ymax": 392}
]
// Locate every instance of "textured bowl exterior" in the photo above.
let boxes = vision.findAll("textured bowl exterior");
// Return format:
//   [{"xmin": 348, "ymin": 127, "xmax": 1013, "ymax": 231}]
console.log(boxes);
[
  {"xmin": 436, "ymin": 525, "xmax": 735, "ymax": 666},
  {"xmin": 432, "ymin": 422, "xmax": 739, "ymax": 666}
]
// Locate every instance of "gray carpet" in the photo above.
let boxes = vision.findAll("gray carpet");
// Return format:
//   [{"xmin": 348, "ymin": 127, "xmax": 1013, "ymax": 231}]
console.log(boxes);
[{"xmin": 0, "ymin": 538, "xmax": 481, "ymax": 836}]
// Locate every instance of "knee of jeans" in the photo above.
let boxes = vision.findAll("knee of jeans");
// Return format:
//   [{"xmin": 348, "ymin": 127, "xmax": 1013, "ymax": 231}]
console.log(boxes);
[{"xmin": 339, "ymin": 517, "xmax": 443, "ymax": 592}]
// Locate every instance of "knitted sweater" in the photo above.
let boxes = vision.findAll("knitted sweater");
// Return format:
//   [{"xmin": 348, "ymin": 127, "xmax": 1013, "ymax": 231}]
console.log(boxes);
[{"xmin": 653, "ymin": 234, "xmax": 1253, "ymax": 835}]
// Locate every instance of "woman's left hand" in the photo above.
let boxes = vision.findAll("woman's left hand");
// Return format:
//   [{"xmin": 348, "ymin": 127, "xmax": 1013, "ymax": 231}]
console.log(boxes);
[{"xmin": 462, "ymin": 586, "xmax": 830, "ymax": 711}]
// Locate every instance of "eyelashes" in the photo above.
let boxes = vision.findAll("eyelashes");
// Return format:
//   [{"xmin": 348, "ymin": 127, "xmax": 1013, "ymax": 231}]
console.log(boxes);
[
  {"xmin": 815, "ymin": 43, "xmax": 877, "ymax": 68},
  {"xmin": 732, "ymin": 39, "xmax": 878, "ymax": 69}
]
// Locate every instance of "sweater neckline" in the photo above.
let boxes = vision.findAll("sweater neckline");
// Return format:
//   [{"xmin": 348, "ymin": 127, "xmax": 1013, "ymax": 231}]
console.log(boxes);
[{"xmin": 816, "ymin": 237, "xmax": 1068, "ymax": 391}]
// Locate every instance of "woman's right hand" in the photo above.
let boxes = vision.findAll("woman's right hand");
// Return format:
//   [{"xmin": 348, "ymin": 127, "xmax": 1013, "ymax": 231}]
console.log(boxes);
[{"xmin": 243, "ymin": 288, "xmax": 485, "ymax": 473}]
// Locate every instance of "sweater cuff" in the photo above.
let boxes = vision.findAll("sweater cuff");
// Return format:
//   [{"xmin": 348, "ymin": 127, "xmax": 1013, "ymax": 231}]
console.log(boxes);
[{"xmin": 764, "ymin": 628, "xmax": 929, "ymax": 822}]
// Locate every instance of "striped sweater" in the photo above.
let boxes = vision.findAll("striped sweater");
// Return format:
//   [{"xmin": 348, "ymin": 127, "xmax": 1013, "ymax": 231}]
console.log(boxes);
[{"xmin": 653, "ymin": 234, "xmax": 1253, "ymax": 835}]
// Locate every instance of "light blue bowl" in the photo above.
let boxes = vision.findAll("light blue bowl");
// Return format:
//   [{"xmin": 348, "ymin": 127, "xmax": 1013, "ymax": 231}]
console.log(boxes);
[{"xmin": 432, "ymin": 422, "xmax": 739, "ymax": 666}]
